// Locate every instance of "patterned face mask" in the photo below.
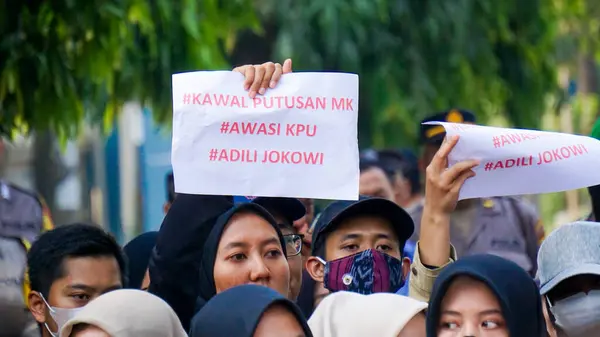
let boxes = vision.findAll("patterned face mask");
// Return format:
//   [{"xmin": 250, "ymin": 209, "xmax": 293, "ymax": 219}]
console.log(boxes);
[{"xmin": 317, "ymin": 249, "xmax": 405, "ymax": 294}]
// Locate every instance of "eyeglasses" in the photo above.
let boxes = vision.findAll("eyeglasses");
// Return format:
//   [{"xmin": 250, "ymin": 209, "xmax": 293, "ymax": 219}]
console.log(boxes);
[{"xmin": 283, "ymin": 234, "xmax": 304, "ymax": 257}]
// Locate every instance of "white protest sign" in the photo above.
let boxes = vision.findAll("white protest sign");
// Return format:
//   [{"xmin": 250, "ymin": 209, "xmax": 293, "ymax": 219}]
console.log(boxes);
[
  {"xmin": 429, "ymin": 122, "xmax": 600, "ymax": 200},
  {"xmin": 172, "ymin": 71, "xmax": 359, "ymax": 200}
]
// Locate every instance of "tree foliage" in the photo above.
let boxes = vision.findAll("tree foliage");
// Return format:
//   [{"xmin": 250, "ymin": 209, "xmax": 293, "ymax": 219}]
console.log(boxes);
[
  {"xmin": 260, "ymin": 0, "xmax": 558, "ymax": 147},
  {"xmin": 1, "ymin": 0, "xmax": 591, "ymax": 149},
  {"xmin": 0, "ymin": 0, "xmax": 257, "ymax": 139}
]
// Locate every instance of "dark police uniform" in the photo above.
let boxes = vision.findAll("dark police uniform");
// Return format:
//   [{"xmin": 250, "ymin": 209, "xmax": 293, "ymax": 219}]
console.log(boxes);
[{"xmin": 411, "ymin": 109, "xmax": 543, "ymax": 275}]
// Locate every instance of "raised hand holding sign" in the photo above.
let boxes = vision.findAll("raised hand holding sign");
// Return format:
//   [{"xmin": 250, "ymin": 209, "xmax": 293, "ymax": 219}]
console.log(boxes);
[
  {"xmin": 429, "ymin": 122, "xmax": 600, "ymax": 199},
  {"xmin": 172, "ymin": 71, "xmax": 359, "ymax": 200}
]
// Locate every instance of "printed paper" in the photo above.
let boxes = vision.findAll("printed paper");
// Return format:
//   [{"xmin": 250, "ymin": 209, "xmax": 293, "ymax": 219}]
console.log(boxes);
[
  {"xmin": 172, "ymin": 71, "xmax": 360, "ymax": 200},
  {"xmin": 429, "ymin": 122, "xmax": 600, "ymax": 200}
]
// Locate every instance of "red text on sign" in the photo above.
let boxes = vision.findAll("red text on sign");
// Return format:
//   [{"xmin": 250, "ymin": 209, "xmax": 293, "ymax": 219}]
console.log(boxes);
[
  {"xmin": 208, "ymin": 149, "xmax": 324, "ymax": 165},
  {"xmin": 482, "ymin": 143, "xmax": 589, "ymax": 171},
  {"xmin": 286, "ymin": 124, "xmax": 317, "ymax": 137},
  {"xmin": 182, "ymin": 93, "xmax": 355, "ymax": 111},
  {"xmin": 535, "ymin": 144, "xmax": 588, "ymax": 165},
  {"xmin": 253, "ymin": 96, "xmax": 328, "ymax": 111},
  {"xmin": 183, "ymin": 93, "xmax": 250, "ymax": 108},
  {"xmin": 220, "ymin": 122, "xmax": 317, "ymax": 137},
  {"xmin": 227, "ymin": 122, "xmax": 280, "ymax": 136},
  {"xmin": 491, "ymin": 133, "xmax": 541, "ymax": 148},
  {"xmin": 484, "ymin": 156, "xmax": 535, "ymax": 171},
  {"xmin": 331, "ymin": 97, "xmax": 355, "ymax": 111}
]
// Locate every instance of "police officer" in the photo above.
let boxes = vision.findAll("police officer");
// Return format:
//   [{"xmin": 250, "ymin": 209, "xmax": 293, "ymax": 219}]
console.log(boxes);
[
  {"xmin": 0, "ymin": 139, "xmax": 54, "ymax": 337},
  {"xmin": 408, "ymin": 109, "xmax": 544, "ymax": 275}
]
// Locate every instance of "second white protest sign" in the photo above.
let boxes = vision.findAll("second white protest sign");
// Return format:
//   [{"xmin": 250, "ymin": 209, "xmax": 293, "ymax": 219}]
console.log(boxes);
[
  {"xmin": 430, "ymin": 122, "xmax": 600, "ymax": 200},
  {"xmin": 172, "ymin": 71, "xmax": 359, "ymax": 200}
]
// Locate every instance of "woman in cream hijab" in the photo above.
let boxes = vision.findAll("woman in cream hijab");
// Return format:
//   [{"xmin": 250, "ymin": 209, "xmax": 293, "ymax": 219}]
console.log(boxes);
[
  {"xmin": 59, "ymin": 289, "xmax": 187, "ymax": 337},
  {"xmin": 308, "ymin": 291, "xmax": 427, "ymax": 337}
]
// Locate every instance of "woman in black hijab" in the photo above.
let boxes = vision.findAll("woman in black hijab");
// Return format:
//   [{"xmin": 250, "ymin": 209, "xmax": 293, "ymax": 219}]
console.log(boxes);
[
  {"xmin": 123, "ymin": 231, "xmax": 158, "ymax": 290},
  {"xmin": 196, "ymin": 203, "xmax": 291, "ymax": 311},
  {"xmin": 190, "ymin": 284, "xmax": 312, "ymax": 337},
  {"xmin": 426, "ymin": 254, "xmax": 545, "ymax": 337}
]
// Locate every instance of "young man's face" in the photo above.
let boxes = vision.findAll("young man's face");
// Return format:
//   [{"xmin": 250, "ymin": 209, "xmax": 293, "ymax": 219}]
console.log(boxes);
[
  {"xmin": 29, "ymin": 256, "xmax": 123, "ymax": 335},
  {"xmin": 359, "ymin": 167, "xmax": 395, "ymax": 201},
  {"xmin": 324, "ymin": 215, "xmax": 402, "ymax": 260},
  {"xmin": 306, "ymin": 215, "xmax": 411, "ymax": 283}
]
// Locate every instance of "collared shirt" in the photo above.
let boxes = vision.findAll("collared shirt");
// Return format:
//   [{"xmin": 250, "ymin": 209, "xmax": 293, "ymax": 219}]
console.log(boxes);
[{"xmin": 408, "ymin": 242, "xmax": 458, "ymax": 302}]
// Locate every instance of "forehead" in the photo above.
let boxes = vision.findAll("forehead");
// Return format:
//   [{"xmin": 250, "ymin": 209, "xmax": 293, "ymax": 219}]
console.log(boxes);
[
  {"xmin": 255, "ymin": 304, "xmax": 304, "ymax": 336},
  {"xmin": 72, "ymin": 324, "xmax": 111, "ymax": 337},
  {"xmin": 360, "ymin": 167, "xmax": 389, "ymax": 183},
  {"xmin": 441, "ymin": 276, "xmax": 500, "ymax": 309},
  {"xmin": 220, "ymin": 212, "xmax": 278, "ymax": 242},
  {"xmin": 326, "ymin": 215, "xmax": 398, "ymax": 241},
  {"xmin": 51, "ymin": 256, "xmax": 122, "ymax": 291}
]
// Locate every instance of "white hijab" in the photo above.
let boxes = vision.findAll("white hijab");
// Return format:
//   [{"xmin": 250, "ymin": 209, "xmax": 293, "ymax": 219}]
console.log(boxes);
[
  {"xmin": 308, "ymin": 292, "xmax": 427, "ymax": 337},
  {"xmin": 60, "ymin": 289, "xmax": 187, "ymax": 337}
]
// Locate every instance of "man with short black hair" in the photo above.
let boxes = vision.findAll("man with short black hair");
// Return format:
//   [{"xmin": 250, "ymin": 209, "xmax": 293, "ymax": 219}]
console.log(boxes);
[
  {"xmin": 27, "ymin": 223, "xmax": 126, "ymax": 337},
  {"xmin": 359, "ymin": 150, "xmax": 395, "ymax": 202},
  {"xmin": 378, "ymin": 148, "xmax": 423, "ymax": 213},
  {"xmin": 305, "ymin": 196, "xmax": 414, "ymax": 296}
]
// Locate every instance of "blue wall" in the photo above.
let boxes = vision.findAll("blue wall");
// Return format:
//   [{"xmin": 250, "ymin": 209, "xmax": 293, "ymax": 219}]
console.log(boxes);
[
  {"xmin": 104, "ymin": 128, "xmax": 123, "ymax": 242},
  {"xmin": 139, "ymin": 109, "xmax": 173, "ymax": 231}
]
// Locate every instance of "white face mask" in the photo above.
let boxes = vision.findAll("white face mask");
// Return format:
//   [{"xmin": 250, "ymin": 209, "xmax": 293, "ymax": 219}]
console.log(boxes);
[
  {"xmin": 39, "ymin": 294, "xmax": 84, "ymax": 337},
  {"xmin": 549, "ymin": 290, "xmax": 600, "ymax": 337}
]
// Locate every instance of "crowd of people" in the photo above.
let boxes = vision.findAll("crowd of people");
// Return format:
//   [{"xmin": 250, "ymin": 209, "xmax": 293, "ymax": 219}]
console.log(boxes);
[{"xmin": 2, "ymin": 59, "xmax": 600, "ymax": 337}]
